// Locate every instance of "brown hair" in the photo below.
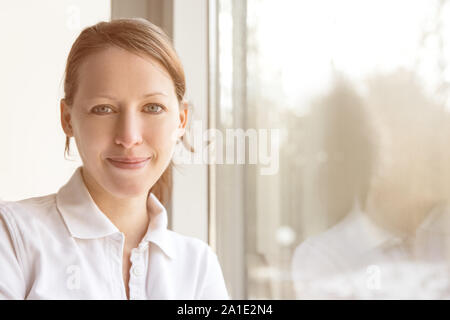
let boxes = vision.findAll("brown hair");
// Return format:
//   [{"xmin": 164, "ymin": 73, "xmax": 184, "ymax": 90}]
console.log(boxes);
[{"xmin": 62, "ymin": 18, "xmax": 194, "ymax": 208}]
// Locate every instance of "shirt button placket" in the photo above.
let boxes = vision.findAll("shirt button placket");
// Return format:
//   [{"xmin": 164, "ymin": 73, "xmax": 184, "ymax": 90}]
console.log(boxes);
[
  {"xmin": 109, "ymin": 234, "xmax": 125, "ymax": 299},
  {"xmin": 133, "ymin": 265, "xmax": 144, "ymax": 277},
  {"xmin": 129, "ymin": 249, "xmax": 146, "ymax": 300}
]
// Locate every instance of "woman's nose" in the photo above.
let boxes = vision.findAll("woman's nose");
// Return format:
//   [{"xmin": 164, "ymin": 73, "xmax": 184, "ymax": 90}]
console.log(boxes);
[{"xmin": 114, "ymin": 111, "xmax": 143, "ymax": 148}]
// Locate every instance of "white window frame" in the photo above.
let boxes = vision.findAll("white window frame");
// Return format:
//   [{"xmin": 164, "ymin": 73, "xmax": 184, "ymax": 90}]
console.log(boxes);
[{"xmin": 171, "ymin": 0, "xmax": 210, "ymax": 243}]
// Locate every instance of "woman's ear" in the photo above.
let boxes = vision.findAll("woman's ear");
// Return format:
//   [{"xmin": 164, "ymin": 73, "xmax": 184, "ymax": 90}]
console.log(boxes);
[
  {"xmin": 60, "ymin": 99, "xmax": 73, "ymax": 137},
  {"xmin": 178, "ymin": 100, "xmax": 189, "ymax": 134}
]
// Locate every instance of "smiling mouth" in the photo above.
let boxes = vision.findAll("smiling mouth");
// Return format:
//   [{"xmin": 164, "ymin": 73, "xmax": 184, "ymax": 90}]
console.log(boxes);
[{"xmin": 107, "ymin": 157, "xmax": 152, "ymax": 169}]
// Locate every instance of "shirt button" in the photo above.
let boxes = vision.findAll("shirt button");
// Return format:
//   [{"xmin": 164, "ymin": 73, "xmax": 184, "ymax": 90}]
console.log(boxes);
[
  {"xmin": 132, "ymin": 253, "xmax": 142, "ymax": 262},
  {"xmin": 133, "ymin": 265, "xmax": 144, "ymax": 277}
]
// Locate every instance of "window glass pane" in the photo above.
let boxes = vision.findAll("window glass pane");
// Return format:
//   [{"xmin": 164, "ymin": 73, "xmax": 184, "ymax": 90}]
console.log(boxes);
[{"xmin": 214, "ymin": 0, "xmax": 450, "ymax": 299}]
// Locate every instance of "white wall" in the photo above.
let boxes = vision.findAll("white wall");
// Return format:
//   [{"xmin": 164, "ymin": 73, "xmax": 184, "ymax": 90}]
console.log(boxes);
[{"xmin": 0, "ymin": 0, "xmax": 110, "ymax": 200}]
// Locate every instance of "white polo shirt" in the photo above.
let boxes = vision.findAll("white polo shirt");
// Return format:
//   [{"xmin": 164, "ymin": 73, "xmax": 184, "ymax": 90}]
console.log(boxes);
[{"xmin": 0, "ymin": 167, "xmax": 229, "ymax": 300}]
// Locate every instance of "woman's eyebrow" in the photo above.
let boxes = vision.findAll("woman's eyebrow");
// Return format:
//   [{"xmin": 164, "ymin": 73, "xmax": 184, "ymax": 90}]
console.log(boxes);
[
  {"xmin": 89, "ymin": 92, "xmax": 168, "ymax": 100},
  {"xmin": 141, "ymin": 91, "xmax": 168, "ymax": 98}
]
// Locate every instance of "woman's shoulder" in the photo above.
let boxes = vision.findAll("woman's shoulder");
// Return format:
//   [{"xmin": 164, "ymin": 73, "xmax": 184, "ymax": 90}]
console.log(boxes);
[
  {"xmin": 0, "ymin": 193, "xmax": 58, "ymax": 228},
  {"xmin": 165, "ymin": 229, "xmax": 217, "ymax": 259},
  {"xmin": 163, "ymin": 230, "xmax": 228, "ymax": 299},
  {"xmin": 0, "ymin": 194, "xmax": 60, "ymax": 267},
  {"xmin": 166, "ymin": 229, "xmax": 211, "ymax": 249}
]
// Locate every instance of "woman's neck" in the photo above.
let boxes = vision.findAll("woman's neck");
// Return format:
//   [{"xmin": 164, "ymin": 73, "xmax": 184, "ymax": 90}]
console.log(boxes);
[{"xmin": 81, "ymin": 168, "xmax": 150, "ymax": 239}]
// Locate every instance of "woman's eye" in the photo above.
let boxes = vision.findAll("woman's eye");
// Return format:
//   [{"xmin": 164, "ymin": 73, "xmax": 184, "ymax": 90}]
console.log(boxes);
[
  {"xmin": 144, "ymin": 104, "xmax": 164, "ymax": 113},
  {"xmin": 92, "ymin": 105, "xmax": 113, "ymax": 114}
]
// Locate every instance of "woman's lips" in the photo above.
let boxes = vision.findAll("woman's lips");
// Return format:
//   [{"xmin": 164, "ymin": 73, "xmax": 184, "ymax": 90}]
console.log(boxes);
[{"xmin": 107, "ymin": 157, "xmax": 151, "ymax": 170}]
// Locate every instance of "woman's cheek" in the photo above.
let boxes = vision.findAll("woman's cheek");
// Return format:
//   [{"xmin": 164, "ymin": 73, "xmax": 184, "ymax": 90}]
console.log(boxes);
[
  {"xmin": 147, "ymin": 125, "xmax": 178, "ymax": 162},
  {"xmin": 77, "ymin": 122, "xmax": 110, "ymax": 158},
  {"xmin": 150, "ymin": 118, "xmax": 178, "ymax": 145}
]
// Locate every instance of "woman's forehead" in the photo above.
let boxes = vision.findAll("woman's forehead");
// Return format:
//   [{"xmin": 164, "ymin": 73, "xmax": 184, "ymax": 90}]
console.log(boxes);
[{"xmin": 76, "ymin": 46, "xmax": 175, "ymax": 99}]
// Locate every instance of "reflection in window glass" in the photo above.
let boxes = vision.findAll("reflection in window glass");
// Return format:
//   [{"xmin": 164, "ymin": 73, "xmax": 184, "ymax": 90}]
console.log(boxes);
[{"xmin": 213, "ymin": 0, "xmax": 450, "ymax": 299}]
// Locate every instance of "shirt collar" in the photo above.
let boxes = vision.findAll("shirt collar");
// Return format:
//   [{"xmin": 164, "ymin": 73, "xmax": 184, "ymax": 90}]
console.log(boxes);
[{"xmin": 56, "ymin": 166, "xmax": 175, "ymax": 259}]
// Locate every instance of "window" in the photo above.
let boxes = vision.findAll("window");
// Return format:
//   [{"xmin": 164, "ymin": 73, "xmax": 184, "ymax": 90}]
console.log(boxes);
[{"xmin": 212, "ymin": 0, "xmax": 450, "ymax": 299}]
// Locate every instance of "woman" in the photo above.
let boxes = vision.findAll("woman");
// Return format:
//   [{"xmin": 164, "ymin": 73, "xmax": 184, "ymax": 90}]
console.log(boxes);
[{"xmin": 0, "ymin": 18, "xmax": 229, "ymax": 300}]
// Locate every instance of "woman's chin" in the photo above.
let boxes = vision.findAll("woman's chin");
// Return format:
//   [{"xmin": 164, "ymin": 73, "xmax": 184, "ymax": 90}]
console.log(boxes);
[
  {"xmin": 105, "ymin": 178, "xmax": 150, "ymax": 198},
  {"xmin": 99, "ymin": 163, "xmax": 159, "ymax": 197}
]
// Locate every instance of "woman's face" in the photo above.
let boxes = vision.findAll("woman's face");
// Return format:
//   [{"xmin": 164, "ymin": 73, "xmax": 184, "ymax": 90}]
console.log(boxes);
[{"xmin": 61, "ymin": 46, "xmax": 187, "ymax": 198}]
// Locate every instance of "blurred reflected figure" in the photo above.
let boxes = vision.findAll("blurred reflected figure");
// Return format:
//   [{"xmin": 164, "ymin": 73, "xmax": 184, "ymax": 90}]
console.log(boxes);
[{"xmin": 291, "ymin": 70, "xmax": 450, "ymax": 299}]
